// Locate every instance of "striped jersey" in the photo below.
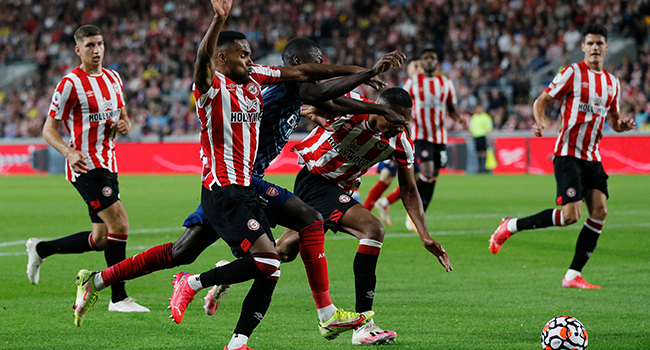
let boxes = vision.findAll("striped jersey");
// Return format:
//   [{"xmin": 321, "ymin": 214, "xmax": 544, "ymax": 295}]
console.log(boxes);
[
  {"xmin": 48, "ymin": 66, "xmax": 125, "ymax": 181},
  {"xmin": 545, "ymin": 61, "xmax": 620, "ymax": 162},
  {"xmin": 194, "ymin": 65, "xmax": 281, "ymax": 189},
  {"xmin": 253, "ymin": 82, "xmax": 303, "ymax": 177},
  {"xmin": 403, "ymin": 73, "xmax": 457, "ymax": 144},
  {"xmin": 292, "ymin": 92, "xmax": 415, "ymax": 191}
]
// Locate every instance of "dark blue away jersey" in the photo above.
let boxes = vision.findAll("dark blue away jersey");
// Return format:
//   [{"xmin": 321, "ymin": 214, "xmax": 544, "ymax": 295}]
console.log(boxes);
[{"xmin": 253, "ymin": 82, "xmax": 304, "ymax": 177}]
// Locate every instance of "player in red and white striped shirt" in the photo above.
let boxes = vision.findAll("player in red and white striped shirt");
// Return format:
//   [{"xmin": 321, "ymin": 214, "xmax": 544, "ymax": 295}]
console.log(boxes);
[
  {"xmin": 489, "ymin": 24, "xmax": 636, "ymax": 289},
  {"xmin": 365, "ymin": 49, "xmax": 466, "ymax": 231},
  {"xmin": 25, "ymin": 25, "xmax": 149, "ymax": 314},
  {"xmin": 285, "ymin": 88, "xmax": 452, "ymax": 344}
]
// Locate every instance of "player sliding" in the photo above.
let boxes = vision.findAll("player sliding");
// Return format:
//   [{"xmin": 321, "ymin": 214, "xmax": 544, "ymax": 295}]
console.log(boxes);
[
  {"xmin": 489, "ymin": 24, "xmax": 636, "ymax": 289},
  {"xmin": 278, "ymin": 87, "xmax": 453, "ymax": 345},
  {"xmin": 71, "ymin": 1, "xmax": 403, "ymax": 349}
]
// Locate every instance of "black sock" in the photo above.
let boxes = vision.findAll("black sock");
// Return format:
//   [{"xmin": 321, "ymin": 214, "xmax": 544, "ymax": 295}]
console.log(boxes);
[
  {"xmin": 233, "ymin": 278, "xmax": 277, "ymax": 337},
  {"xmin": 36, "ymin": 231, "xmax": 93, "ymax": 258},
  {"xmin": 198, "ymin": 257, "xmax": 264, "ymax": 287},
  {"xmin": 478, "ymin": 156, "xmax": 486, "ymax": 172},
  {"xmin": 416, "ymin": 179, "xmax": 435, "ymax": 211},
  {"xmin": 105, "ymin": 238, "xmax": 128, "ymax": 303},
  {"xmin": 353, "ymin": 252, "xmax": 378, "ymax": 313},
  {"xmin": 516, "ymin": 209, "xmax": 555, "ymax": 231},
  {"xmin": 569, "ymin": 224, "xmax": 601, "ymax": 272}
]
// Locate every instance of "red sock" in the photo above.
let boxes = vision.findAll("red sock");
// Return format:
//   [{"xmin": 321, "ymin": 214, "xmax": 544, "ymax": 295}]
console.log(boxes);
[
  {"xmin": 386, "ymin": 187, "xmax": 401, "ymax": 204},
  {"xmin": 101, "ymin": 242, "xmax": 174, "ymax": 287},
  {"xmin": 299, "ymin": 221, "xmax": 331, "ymax": 309},
  {"xmin": 364, "ymin": 181, "xmax": 390, "ymax": 210}
]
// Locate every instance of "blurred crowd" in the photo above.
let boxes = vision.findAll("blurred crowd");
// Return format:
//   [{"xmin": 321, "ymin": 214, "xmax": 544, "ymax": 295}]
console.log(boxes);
[{"xmin": 1, "ymin": 0, "xmax": 650, "ymax": 139}]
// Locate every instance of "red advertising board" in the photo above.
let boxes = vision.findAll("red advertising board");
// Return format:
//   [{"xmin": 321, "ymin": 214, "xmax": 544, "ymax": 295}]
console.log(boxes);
[{"xmin": 0, "ymin": 144, "xmax": 48, "ymax": 175}]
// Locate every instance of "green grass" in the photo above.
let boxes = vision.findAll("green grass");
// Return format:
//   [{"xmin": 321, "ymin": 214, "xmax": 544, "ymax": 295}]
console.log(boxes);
[{"xmin": 1, "ymin": 174, "xmax": 649, "ymax": 349}]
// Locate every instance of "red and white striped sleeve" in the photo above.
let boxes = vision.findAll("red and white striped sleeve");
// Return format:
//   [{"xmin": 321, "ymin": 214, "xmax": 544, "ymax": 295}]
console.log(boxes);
[
  {"xmin": 250, "ymin": 65, "xmax": 281, "ymax": 86},
  {"xmin": 392, "ymin": 132, "xmax": 415, "ymax": 169},
  {"xmin": 48, "ymin": 77, "xmax": 77, "ymax": 121},
  {"xmin": 545, "ymin": 65, "xmax": 575, "ymax": 100},
  {"xmin": 611, "ymin": 76, "xmax": 621, "ymax": 113}
]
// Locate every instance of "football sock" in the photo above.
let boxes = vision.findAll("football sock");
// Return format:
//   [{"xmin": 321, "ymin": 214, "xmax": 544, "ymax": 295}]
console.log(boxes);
[
  {"xmin": 100, "ymin": 242, "xmax": 174, "ymax": 290},
  {"xmin": 564, "ymin": 269, "xmax": 581, "ymax": 280},
  {"xmin": 569, "ymin": 218, "xmax": 603, "ymax": 272},
  {"xmin": 298, "ymin": 221, "xmax": 332, "ymax": 309},
  {"xmin": 515, "ymin": 209, "xmax": 564, "ymax": 232},
  {"xmin": 386, "ymin": 187, "xmax": 401, "ymax": 204},
  {"xmin": 105, "ymin": 233, "xmax": 128, "ymax": 302},
  {"xmin": 187, "ymin": 274, "xmax": 203, "ymax": 291},
  {"xmin": 416, "ymin": 175, "xmax": 436, "ymax": 211},
  {"xmin": 234, "ymin": 278, "xmax": 277, "ymax": 337},
  {"xmin": 36, "ymin": 231, "xmax": 94, "ymax": 258},
  {"xmin": 227, "ymin": 334, "xmax": 249, "ymax": 350},
  {"xmin": 354, "ymin": 239, "xmax": 382, "ymax": 313},
  {"xmin": 198, "ymin": 253, "xmax": 280, "ymax": 288},
  {"xmin": 478, "ymin": 156, "xmax": 487, "ymax": 172},
  {"xmin": 364, "ymin": 181, "xmax": 390, "ymax": 210},
  {"xmin": 317, "ymin": 304, "xmax": 338, "ymax": 323}
]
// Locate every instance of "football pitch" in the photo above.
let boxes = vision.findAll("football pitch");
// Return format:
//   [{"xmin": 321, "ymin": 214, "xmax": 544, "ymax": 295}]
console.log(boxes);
[{"xmin": 1, "ymin": 173, "xmax": 648, "ymax": 349}]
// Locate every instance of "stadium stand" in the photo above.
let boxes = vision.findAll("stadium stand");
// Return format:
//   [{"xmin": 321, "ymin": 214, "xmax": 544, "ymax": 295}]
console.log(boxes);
[{"xmin": 1, "ymin": 0, "xmax": 650, "ymax": 139}]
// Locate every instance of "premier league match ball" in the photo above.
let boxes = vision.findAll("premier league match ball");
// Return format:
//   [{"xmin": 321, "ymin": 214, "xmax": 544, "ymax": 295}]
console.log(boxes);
[{"xmin": 541, "ymin": 315, "xmax": 588, "ymax": 350}]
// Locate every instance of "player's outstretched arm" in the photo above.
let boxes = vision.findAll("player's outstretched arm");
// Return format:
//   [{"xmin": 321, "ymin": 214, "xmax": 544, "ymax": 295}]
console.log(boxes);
[
  {"xmin": 43, "ymin": 117, "xmax": 89, "ymax": 173},
  {"xmin": 397, "ymin": 165, "xmax": 452, "ymax": 272},
  {"xmin": 297, "ymin": 51, "xmax": 406, "ymax": 104},
  {"xmin": 194, "ymin": 0, "xmax": 233, "ymax": 94},
  {"xmin": 532, "ymin": 92, "xmax": 554, "ymax": 137},
  {"xmin": 607, "ymin": 110, "xmax": 637, "ymax": 132}
]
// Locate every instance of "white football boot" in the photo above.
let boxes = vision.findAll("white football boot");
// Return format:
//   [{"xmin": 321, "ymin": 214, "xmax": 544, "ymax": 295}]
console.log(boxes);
[
  {"xmin": 25, "ymin": 238, "xmax": 44, "ymax": 284},
  {"xmin": 352, "ymin": 318, "xmax": 397, "ymax": 345},
  {"xmin": 108, "ymin": 297, "xmax": 150, "ymax": 312}
]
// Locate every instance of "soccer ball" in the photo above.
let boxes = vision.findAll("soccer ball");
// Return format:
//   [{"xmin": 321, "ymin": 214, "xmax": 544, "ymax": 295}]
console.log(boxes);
[{"xmin": 541, "ymin": 315, "xmax": 588, "ymax": 350}]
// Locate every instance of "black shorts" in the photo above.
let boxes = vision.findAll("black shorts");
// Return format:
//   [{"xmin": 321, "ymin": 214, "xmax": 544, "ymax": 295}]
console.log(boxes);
[
  {"xmin": 553, "ymin": 156, "xmax": 609, "ymax": 206},
  {"xmin": 474, "ymin": 136, "xmax": 487, "ymax": 152},
  {"xmin": 293, "ymin": 167, "xmax": 359, "ymax": 233},
  {"xmin": 71, "ymin": 168, "xmax": 120, "ymax": 223},
  {"xmin": 415, "ymin": 140, "xmax": 447, "ymax": 169},
  {"xmin": 201, "ymin": 184, "xmax": 274, "ymax": 258}
]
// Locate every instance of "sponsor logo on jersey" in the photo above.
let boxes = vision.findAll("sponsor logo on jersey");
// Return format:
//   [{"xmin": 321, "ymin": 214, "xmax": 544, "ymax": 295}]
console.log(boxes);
[
  {"xmin": 266, "ymin": 187, "xmax": 279, "ymax": 197},
  {"xmin": 227, "ymin": 83, "xmax": 237, "ymax": 91},
  {"xmin": 247, "ymin": 83, "xmax": 259, "ymax": 95},
  {"xmin": 581, "ymin": 82, "xmax": 590, "ymax": 89},
  {"xmin": 243, "ymin": 96, "xmax": 260, "ymax": 113},
  {"xmin": 566, "ymin": 187, "xmax": 576, "ymax": 198},
  {"xmin": 86, "ymin": 90, "xmax": 95, "ymax": 98},
  {"xmin": 52, "ymin": 91, "xmax": 61, "ymax": 104},
  {"xmin": 339, "ymin": 195, "xmax": 350, "ymax": 203},
  {"xmin": 231, "ymin": 112, "xmax": 261, "ymax": 123},
  {"xmin": 100, "ymin": 98, "xmax": 114, "ymax": 112},
  {"xmin": 326, "ymin": 137, "xmax": 370, "ymax": 167},
  {"xmin": 577, "ymin": 103, "xmax": 606, "ymax": 115},
  {"xmin": 102, "ymin": 186, "xmax": 113, "ymax": 197},
  {"xmin": 247, "ymin": 219, "xmax": 260, "ymax": 230},
  {"xmin": 89, "ymin": 110, "xmax": 121, "ymax": 122},
  {"xmin": 607, "ymin": 86, "xmax": 613, "ymax": 96},
  {"xmin": 552, "ymin": 73, "xmax": 562, "ymax": 85}
]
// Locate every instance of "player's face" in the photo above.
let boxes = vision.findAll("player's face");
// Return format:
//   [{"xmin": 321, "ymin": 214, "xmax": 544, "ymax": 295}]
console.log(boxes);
[
  {"xmin": 420, "ymin": 51, "xmax": 438, "ymax": 74},
  {"xmin": 75, "ymin": 35, "xmax": 104, "ymax": 67},
  {"xmin": 582, "ymin": 34, "xmax": 608, "ymax": 67},
  {"xmin": 223, "ymin": 39, "xmax": 254, "ymax": 84},
  {"xmin": 377, "ymin": 105, "xmax": 412, "ymax": 139}
]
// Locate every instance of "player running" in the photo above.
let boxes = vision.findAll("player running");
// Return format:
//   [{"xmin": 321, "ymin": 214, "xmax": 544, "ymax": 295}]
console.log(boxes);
[
  {"xmin": 364, "ymin": 48, "xmax": 465, "ymax": 230},
  {"xmin": 279, "ymin": 88, "xmax": 453, "ymax": 345},
  {"xmin": 28, "ymin": 24, "xmax": 148, "ymax": 313},
  {"xmin": 489, "ymin": 24, "xmax": 636, "ymax": 289}
]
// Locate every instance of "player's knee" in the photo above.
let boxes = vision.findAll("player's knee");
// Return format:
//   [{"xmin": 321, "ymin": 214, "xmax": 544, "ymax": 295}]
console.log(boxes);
[
  {"xmin": 361, "ymin": 219, "xmax": 385, "ymax": 242},
  {"xmin": 253, "ymin": 252, "xmax": 281, "ymax": 279},
  {"xmin": 299, "ymin": 207, "xmax": 323, "ymax": 229}
]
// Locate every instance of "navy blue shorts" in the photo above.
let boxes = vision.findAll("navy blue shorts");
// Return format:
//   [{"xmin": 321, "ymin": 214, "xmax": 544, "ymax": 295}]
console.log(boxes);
[
  {"xmin": 376, "ymin": 159, "xmax": 420, "ymax": 177},
  {"xmin": 183, "ymin": 176, "xmax": 293, "ymax": 228}
]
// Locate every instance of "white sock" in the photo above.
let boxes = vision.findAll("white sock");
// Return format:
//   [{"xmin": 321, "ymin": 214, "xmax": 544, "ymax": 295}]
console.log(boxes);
[
  {"xmin": 93, "ymin": 273, "xmax": 106, "ymax": 292},
  {"xmin": 317, "ymin": 304, "xmax": 337, "ymax": 323},
  {"xmin": 187, "ymin": 274, "xmax": 203, "ymax": 291},
  {"xmin": 507, "ymin": 218, "xmax": 518, "ymax": 233},
  {"xmin": 564, "ymin": 269, "xmax": 581, "ymax": 280},
  {"xmin": 227, "ymin": 334, "xmax": 248, "ymax": 349}
]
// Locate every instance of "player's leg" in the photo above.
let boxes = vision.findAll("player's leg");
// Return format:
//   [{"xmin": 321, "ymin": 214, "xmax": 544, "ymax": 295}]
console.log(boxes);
[
  {"xmin": 489, "ymin": 156, "xmax": 580, "ymax": 254},
  {"xmin": 370, "ymin": 162, "xmax": 398, "ymax": 226},
  {"xmin": 364, "ymin": 162, "xmax": 395, "ymax": 210},
  {"xmin": 336, "ymin": 205, "xmax": 397, "ymax": 345},
  {"xmin": 475, "ymin": 136, "xmax": 488, "ymax": 173}
]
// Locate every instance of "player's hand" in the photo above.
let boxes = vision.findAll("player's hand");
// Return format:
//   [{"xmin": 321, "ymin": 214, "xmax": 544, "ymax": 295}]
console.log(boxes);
[
  {"xmin": 379, "ymin": 105, "xmax": 406, "ymax": 126},
  {"xmin": 372, "ymin": 51, "xmax": 406, "ymax": 75},
  {"xmin": 211, "ymin": 0, "xmax": 233, "ymax": 18},
  {"xmin": 364, "ymin": 76, "xmax": 387, "ymax": 90},
  {"xmin": 422, "ymin": 237, "xmax": 453, "ymax": 272},
  {"xmin": 617, "ymin": 118, "xmax": 637, "ymax": 132},
  {"xmin": 301, "ymin": 104, "xmax": 336, "ymax": 131},
  {"xmin": 66, "ymin": 149, "xmax": 89, "ymax": 174},
  {"xmin": 532, "ymin": 121, "xmax": 545, "ymax": 137},
  {"xmin": 112, "ymin": 119, "xmax": 131, "ymax": 135}
]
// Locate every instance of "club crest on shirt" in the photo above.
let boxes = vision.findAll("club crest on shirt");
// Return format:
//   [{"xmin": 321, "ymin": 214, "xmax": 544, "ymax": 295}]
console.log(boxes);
[
  {"xmin": 266, "ymin": 187, "xmax": 279, "ymax": 197},
  {"xmin": 375, "ymin": 141, "xmax": 388, "ymax": 150},
  {"xmin": 247, "ymin": 83, "xmax": 259, "ymax": 95},
  {"xmin": 342, "ymin": 122, "xmax": 354, "ymax": 131},
  {"xmin": 247, "ymin": 219, "xmax": 260, "ymax": 230},
  {"xmin": 339, "ymin": 195, "xmax": 351, "ymax": 203},
  {"xmin": 112, "ymin": 83, "xmax": 120, "ymax": 93}
]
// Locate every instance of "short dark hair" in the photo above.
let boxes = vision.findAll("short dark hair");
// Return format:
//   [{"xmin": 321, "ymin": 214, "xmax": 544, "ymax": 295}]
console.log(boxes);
[
  {"xmin": 378, "ymin": 88, "xmax": 413, "ymax": 109},
  {"xmin": 420, "ymin": 46, "xmax": 438, "ymax": 59},
  {"xmin": 217, "ymin": 30, "xmax": 247, "ymax": 48},
  {"xmin": 281, "ymin": 37, "xmax": 322, "ymax": 65},
  {"xmin": 582, "ymin": 24, "xmax": 608, "ymax": 42},
  {"xmin": 74, "ymin": 25, "xmax": 102, "ymax": 45}
]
